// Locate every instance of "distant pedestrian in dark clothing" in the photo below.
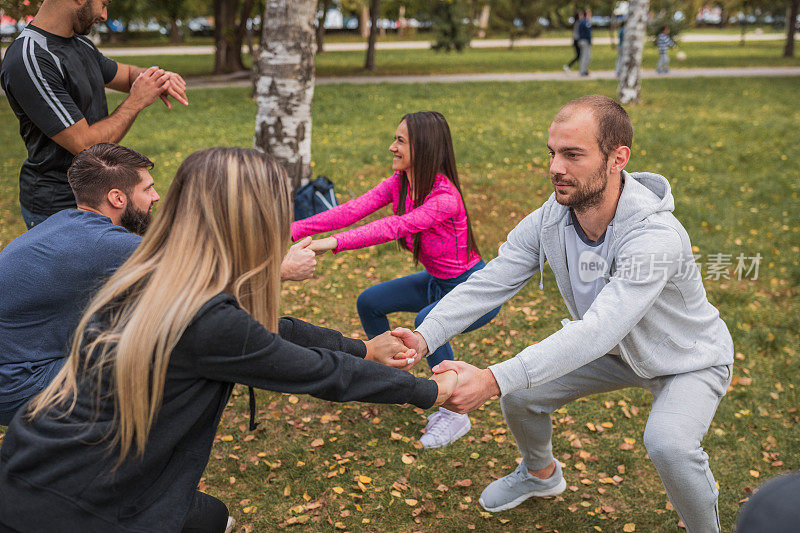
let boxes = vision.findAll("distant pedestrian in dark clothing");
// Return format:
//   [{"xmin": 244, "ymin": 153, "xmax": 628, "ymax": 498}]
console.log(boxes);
[
  {"xmin": 578, "ymin": 9, "xmax": 593, "ymax": 76},
  {"xmin": 564, "ymin": 11, "xmax": 584, "ymax": 73}
]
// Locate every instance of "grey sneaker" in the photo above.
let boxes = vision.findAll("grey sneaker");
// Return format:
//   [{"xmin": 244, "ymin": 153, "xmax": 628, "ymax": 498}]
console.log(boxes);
[{"xmin": 479, "ymin": 460, "xmax": 566, "ymax": 512}]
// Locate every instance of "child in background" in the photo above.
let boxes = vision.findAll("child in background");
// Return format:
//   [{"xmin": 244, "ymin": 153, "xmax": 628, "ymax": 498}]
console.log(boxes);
[{"xmin": 656, "ymin": 26, "xmax": 676, "ymax": 74}]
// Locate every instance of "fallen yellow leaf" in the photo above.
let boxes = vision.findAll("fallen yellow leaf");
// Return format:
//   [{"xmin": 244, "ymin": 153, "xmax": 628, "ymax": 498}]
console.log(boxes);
[
  {"xmin": 288, "ymin": 395, "xmax": 299, "ymax": 404},
  {"xmin": 404, "ymin": 498, "xmax": 418, "ymax": 506},
  {"xmin": 401, "ymin": 454, "xmax": 415, "ymax": 464},
  {"xmin": 310, "ymin": 438, "xmax": 324, "ymax": 448},
  {"xmin": 623, "ymin": 523, "xmax": 636, "ymax": 532},
  {"xmin": 332, "ymin": 487, "xmax": 344, "ymax": 494}
]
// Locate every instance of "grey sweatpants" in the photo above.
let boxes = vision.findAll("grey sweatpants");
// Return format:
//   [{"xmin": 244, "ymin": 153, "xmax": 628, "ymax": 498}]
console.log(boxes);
[
  {"xmin": 578, "ymin": 39, "xmax": 592, "ymax": 75},
  {"xmin": 500, "ymin": 354, "xmax": 731, "ymax": 533}
]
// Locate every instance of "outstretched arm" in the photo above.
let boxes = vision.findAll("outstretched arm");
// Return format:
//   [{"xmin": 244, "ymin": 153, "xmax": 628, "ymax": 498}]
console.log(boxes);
[
  {"xmin": 184, "ymin": 296, "xmax": 439, "ymax": 408},
  {"xmin": 414, "ymin": 206, "xmax": 546, "ymax": 355},
  {"xmin": 330, "ymin": 187, "xmax": 460, "ymax": 252},
  {"xmin": 291, "ymin": 174, "xmax": 397, "ymax": 240}
]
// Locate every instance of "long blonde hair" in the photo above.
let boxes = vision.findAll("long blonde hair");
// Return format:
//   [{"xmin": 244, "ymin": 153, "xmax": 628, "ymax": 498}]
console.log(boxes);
[{"xmin": 28, "ymin": 147, "xmax": 293, "ymax": 463}]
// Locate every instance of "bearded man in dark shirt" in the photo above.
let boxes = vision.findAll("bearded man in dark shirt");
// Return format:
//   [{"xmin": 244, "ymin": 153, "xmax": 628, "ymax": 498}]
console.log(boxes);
[{"xmin": 0, "ymin": 0, "xmax": 189, "ymax": 228}]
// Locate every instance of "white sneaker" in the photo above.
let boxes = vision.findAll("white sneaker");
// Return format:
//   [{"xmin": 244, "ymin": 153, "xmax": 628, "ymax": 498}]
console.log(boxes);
[
  {"xmin": 224, "ymin": 516, "xmax": 236, "ymax": 533},
  {"xmin": 563, "ymin": 65, "xmax": 570, "ymax": 73},
  {"xmin": 419, "ymin": 407, "xmax": 471, "ymax": 449}
]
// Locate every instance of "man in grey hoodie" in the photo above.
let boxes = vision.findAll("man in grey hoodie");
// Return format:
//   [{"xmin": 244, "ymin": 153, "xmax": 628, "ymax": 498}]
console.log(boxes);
[{"xmin": 402, "ymin": 95, "xmax": 733, "ymax": 532}]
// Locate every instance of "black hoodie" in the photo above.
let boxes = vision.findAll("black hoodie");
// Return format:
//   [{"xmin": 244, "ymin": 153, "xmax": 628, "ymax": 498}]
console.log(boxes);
[{"xmin": 0, "ymin": 292, "xmax": 437, "ymax": 532}]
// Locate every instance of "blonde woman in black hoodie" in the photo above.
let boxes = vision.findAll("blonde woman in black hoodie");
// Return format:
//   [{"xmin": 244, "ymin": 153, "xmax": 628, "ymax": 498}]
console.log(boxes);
[{"xmin": 0, "ymin": 148, "xmax": 456, "ymax": 533}]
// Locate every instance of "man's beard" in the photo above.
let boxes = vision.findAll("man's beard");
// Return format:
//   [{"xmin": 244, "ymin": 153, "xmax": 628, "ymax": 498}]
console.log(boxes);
[
  {"xmin": 120, "ymin": 203, "xmax": 153, "ymax": 235},
  {"xmin": 552, "ymin": 160, "xmax": 609, "ymax": 212},
  {"xmin": 74, "ymin": 1, "xmax": 96, "ymax": 35}
]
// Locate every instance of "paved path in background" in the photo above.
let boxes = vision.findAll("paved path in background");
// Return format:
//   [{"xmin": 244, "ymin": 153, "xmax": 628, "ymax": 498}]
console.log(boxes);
[
  {"xmin": 3, "ymin": 66, "xmax": 797, "ymax": 97},
  {"xmin": 100, "ymin": 32, "xmax": 796, "ymax": 57},
  {"xmin": 184, "ymin": 66, "xmax": 800, "ymax": 90}
]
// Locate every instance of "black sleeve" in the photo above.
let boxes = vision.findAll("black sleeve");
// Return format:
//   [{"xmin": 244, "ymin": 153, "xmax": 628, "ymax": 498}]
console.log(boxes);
[
  {"xmin": 3, "ymin": 43, "xmax": 83, "ymax": 137},
  {"xmin": 278, "ymin": 316, "xmax": 367, "ymax": 358},
  {"xmin": 77, "ymin": 36, "xmax": 117, "ymax": 84},
  {"xmin": 177, "ymin": 296, "xmax": 437, "ymax": 409}
]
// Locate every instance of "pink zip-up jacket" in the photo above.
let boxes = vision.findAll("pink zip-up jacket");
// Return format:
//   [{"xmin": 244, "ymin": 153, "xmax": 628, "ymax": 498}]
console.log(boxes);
[{"xmin": 291, "ymin": 171, "xmax": 481, "ymax": 279}]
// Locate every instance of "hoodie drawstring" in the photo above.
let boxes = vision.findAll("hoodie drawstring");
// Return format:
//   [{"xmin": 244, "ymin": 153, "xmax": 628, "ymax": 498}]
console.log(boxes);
[
  {"xmin": 538, "ymin": 244, "xmax": 545, "ymax": 289},
  {"xmin": 248, "ymin": 386, "xmax": 259, "ymax": 431}
]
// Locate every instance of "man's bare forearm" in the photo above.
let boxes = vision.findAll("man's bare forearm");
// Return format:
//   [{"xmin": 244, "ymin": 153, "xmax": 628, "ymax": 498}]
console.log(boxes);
[{"xmin": 92, "ymin": 98, "xmax": 141, "ymax": 143}]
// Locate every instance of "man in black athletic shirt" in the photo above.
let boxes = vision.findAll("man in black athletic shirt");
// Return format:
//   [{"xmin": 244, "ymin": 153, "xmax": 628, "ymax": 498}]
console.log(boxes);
[{"xmin": 0, "ymin": 0, "xmax": 189, "ymax": 228}]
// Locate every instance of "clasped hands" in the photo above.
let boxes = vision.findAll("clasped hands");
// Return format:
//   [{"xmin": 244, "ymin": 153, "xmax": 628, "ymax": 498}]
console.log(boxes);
[
  {"xmin": 130, "ymin": 66, "xmax": 188, "ymax": 111},
  {"xmin": 386, "ymin": 328, "xmax": 501, "ymax": 412}
]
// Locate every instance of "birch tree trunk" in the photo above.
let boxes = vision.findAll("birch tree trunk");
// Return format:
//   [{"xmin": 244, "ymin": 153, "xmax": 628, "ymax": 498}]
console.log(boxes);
[
  {"xmin": 254, "ymin": 0, "xmax": 317, "ymax": 189},
  {"xmin": 617, "ymin": 0, "xmax": 649, "ymax": 105}
]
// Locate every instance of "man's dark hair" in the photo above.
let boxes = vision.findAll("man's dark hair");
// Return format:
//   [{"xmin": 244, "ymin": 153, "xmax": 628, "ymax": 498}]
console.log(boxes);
[
  {"xmin": 68, "ymin": 143, "xmax": 154, "ymax": 208},
  {"xmin": 555, "ymin": 95, "xmax": 633, "ymax": 161}
]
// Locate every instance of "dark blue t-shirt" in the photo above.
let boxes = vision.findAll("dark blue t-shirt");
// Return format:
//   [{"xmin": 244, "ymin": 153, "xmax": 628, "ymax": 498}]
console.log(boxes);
[{"xmin": 0, "ymin": 210, "xmax": 140, "ymax": 411}]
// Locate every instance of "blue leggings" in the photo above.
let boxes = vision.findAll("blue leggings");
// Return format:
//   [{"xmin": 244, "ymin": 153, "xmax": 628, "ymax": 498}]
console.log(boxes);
[{"xmin": 357, "ymin": 261, "xmax": 501, "ymax": 368}]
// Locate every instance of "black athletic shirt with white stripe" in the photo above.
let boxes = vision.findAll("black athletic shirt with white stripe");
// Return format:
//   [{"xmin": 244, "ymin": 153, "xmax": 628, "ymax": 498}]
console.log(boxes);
[{"xmin": 0, "ymin": 24, "xmax": 118, "ymax": 215}]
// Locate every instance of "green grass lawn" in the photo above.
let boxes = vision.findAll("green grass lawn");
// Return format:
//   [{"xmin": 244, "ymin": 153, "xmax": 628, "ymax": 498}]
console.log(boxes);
[
  {"xmin": 1, "ymin": 77, "xmax": 798, "ymax": 532},
  {"xmin": 106, "ymin": 39, "xmax": 800, "ymax": 78}
]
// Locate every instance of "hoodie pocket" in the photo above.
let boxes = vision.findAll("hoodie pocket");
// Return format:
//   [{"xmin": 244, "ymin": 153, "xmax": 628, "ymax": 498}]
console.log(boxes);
[{"xmin": 635, "ymin": 336, "xmax": 697, "ymax": 374}]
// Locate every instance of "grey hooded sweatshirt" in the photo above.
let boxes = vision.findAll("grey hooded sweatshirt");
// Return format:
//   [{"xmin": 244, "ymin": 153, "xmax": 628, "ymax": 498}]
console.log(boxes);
[{"xmin": 416, "ymin": 171, "xmax": 734, "ymax": 396}]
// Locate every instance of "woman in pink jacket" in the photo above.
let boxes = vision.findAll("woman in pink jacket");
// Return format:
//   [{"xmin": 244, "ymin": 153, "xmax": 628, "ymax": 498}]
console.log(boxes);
[{"xmin": 292, "ymin": 111, "xmax": 501, "ymax": 448}]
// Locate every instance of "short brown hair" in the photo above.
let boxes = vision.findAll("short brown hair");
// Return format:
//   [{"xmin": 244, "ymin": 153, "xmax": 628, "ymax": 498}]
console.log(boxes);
[
  {"xmin": 555, "ymin": 95, "xmax": 633, "ymax": 160},
  {"xmin": 67, "ymin": 143, "xmax": 154, "ymax": 208}
]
